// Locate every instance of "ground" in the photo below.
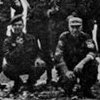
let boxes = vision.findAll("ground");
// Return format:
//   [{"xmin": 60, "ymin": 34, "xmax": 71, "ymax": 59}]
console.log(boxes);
[{"xmin": 0, "ymin": 68, "xmax": 100, "ymax": 100}]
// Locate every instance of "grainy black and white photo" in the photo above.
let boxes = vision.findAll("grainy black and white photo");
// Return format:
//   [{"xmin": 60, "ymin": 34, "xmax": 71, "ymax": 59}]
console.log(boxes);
[{"xmin": 0, "ymin": 0, "xmax": 100, "ymax": 100}]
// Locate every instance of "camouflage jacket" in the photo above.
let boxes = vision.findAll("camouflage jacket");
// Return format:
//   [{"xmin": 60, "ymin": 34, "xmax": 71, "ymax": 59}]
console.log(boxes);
[
  {"xmin": 3, "ymin": 32, "xmax": 40, "ymax": 66},
  {"xmin": 0, "ymin": 0, "xmax": 23, "ymax": 22},
  {"xmin": 55, "ymin": 31, "xmax": 96, "ymax": 74}
]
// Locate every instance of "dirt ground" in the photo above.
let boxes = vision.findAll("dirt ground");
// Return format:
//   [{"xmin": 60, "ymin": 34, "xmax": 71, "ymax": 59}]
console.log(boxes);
[{"xmin": 0, "ymin": 68, "xmax": 100, "ymax": 100}]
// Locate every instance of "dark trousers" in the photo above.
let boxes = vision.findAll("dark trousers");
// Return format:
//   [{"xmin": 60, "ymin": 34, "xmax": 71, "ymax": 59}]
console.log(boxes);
[
  {"xmin": 3, "ymin": 61, "xmax": 46, "ymax": 85},
  {"xmin": 78, "ymin": 60, "xmax": 97, "ymax": 92},
  {"xmin": 27, "ymin": 20, "xmax": 53, "ymax": 83},
  {"xmin": 57, "ymin": 60, "xmax": 97, "ymax": 96}
]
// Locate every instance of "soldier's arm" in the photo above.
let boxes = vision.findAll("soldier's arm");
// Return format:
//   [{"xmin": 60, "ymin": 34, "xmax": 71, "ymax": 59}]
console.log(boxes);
[
  {"xmin": 74, "ymin": 53, "xmax": 95, "ymax": 73},
  {"xmin": 54, "ymin": 33, "xmax": 69, "ymax": 75},
  {"xmin": 85, "ymin": 33, "xmax": 97, "ymax": 59},
  {"xmin": 80, "ymin": 39, "xmax": 96, "ymax": 63},
  {"xmin": 11, "ymin": 0, "xmax": 23, "ymax": 15},
  {"xmin": 3, "ymin": 38, "xmax": 11, "ymax": 57},
  {"xmin": 3, "ymin": 38, "xmax": 23, "ymax": 59},
  {"xmin": 74, "ymin": 35, "xmax": 97, "ymax": 72},
  {"xmin": 30, "ymin": 35, "xmax": 46, "ymax": 67}
]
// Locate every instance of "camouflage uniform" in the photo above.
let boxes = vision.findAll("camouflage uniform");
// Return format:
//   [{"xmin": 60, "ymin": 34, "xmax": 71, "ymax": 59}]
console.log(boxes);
[
  {"xmin": 0, "ymin": 0, "xmax": 23, "ymax": 73},
  {"xmin": 3, "ymin": 31, "xmax": 46, "ymax": 92},
  {"xmin": 55, "ymin": 31, "xmax": 97, "ymax": 96}
]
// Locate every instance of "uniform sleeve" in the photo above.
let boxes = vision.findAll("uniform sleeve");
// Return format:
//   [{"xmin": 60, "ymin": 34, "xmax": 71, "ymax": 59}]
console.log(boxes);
[
  {"xmin": 3, "ymin": 38, "xmax": 11, "ymax": 57},
  {"xmin": 55, "ymin": 33, "xmax": 69, "ymax": 75},
  {"xmin": 3, "ymin": 38, "xmax": 23, "ymax": 60},
  {"xmin": 85, "ymin": 36, "xmax": 97, "ymax": 59},
  {"xmin": 11, "ymin": 0, "xmax": 23, "ymax": 15}
]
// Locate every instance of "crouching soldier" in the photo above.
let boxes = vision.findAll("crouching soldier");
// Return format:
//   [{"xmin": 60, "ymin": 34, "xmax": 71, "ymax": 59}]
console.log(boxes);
[
  {"xmin": 55, "ymin": 17, "xmax": 98, "ymax": 98},
  {"xmin": 3, "ymin": 15, "xmax": 46, "ymax": 94}
]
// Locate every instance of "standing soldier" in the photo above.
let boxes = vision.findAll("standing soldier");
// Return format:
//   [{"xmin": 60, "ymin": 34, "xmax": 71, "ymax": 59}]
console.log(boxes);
[
  {"xmin": 27, "ymin": 0, "xmax": 53, "ymax": 84},
  {"xmin": 0, "ymin": 0, "xmax": 23, "ymax": 76},
  {"xmin": 55, "ymin": 17, "xmax": 98, "ymax": 99},
  {"xmin": 3, "ymin": 15, "xmax": 46, "ymax": 94}
]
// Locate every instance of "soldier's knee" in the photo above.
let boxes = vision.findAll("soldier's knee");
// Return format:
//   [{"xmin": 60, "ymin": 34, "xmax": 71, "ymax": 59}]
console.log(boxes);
[
  {"xmin": 2, "ymin": 64, "xmax": 17, "ymax": 80},
  {"xmin": 3, "ymin": 69, "xmax": 14, "ymax": 80}
]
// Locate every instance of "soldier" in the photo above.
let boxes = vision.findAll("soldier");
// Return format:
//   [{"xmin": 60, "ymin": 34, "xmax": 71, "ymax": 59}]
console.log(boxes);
[
  {"xmin": 3, "ymin": 15, "xmax": 46, "ymax": 94},
  {"xmin": 0, "ymin": 0, "xmax": 23, "ymax": 76},
  {"xmin": 27, "ymin": 0, "xmax": 54, "ymax": 84},
  {"xmin": 55, "ymin": 17, "xmax": 98, "ymax": 98}
]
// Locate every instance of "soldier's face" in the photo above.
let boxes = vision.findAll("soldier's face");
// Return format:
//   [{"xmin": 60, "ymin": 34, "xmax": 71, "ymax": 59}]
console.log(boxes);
[
  {"xmin": 69, "ymin": 25, "xmax": 82, "ymax": 36},
  {"xmin": 12, "ymin": 20, "xmax": 24, "ymax": 34}
]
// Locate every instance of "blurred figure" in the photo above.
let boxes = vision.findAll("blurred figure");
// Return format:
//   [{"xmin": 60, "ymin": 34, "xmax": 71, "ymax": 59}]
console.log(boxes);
[
  {"xmin": 0, "ymin": 0, "xmax": 23, "ymax": 74},
  {"xmin": 0, "ymin": 0, "xmax": 23, "ymax": 90},
  {"xmin": 27, "ymin": 0, "xmax": 54, "ymax": 84},
  {"xmin": 55, "ymin": 17, "xmax": 98, "ymax": 98},
  {"xmin": 3, "ymin": 15, "xmax": 46, "ymax": 94}
]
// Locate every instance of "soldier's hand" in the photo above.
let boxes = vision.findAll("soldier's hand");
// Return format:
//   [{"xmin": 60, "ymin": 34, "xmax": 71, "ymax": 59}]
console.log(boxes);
[
  {"xmin": 16, "ymin": 37, "xmax": 24, "ymax": 44},
  {"xmin": 35, "ymin": 58, "xmax": 46, "ymax": 68},
  {"xmin": 65, "ymin": 71, "xmax": 75, "ymax": 80},
  {"xmin": 74, "ymin": 64, "xmax": 84, "ymax": 73}
]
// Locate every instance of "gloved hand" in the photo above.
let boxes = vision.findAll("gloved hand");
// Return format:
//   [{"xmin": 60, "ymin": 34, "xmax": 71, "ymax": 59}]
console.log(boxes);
[{"xmin": 65, "ymin": 71, "xmax": 75, "ymax": 80}]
